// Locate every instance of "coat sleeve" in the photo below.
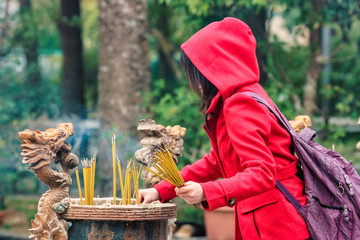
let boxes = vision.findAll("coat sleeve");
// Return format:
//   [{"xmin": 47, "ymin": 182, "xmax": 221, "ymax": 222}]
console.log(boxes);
[
  {"xmin": 200, "ymin": 93, "xmax": 277, "ymax": 211},
  {"xmin": 154, "ymin": 147, "xmax": 222, "ymax": 202}
]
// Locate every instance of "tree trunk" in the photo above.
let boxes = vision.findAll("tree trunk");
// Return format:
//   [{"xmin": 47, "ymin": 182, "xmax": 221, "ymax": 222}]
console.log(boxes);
[
  {"xmin": 19, "ymin": 0, "xmax": 41, "ymax": 85},
  {"xmin": 58, "ymin": 0, "xmax": 86, "ymax": 118},
  {"xmin": 247, "ymin": 7, "xmax": 268, "ymax": 85},
  {"xmin": 19, "ymin": 0, "xmax": 41, "ymax": 111},
  {"xmin": 98, "ymin": 0, "xmax": 150, "ymax": 131},
  {"xmin": 303, "ymin": 23, "xmax": 323, "ymax": 116},
  {"xmin": 303, "ymin": 44, "xmax": 322, "ymax": 115},
  {"xmin": 98, "ymin": 0, "xmax": 150, "ymax": 195},
  {"xmin": 152, "ymin": 0, "xmax": 179, "ymax": 83},
  {"xmin": 303, "ymin": 0, "xmax": 326, "ymax": 116}
]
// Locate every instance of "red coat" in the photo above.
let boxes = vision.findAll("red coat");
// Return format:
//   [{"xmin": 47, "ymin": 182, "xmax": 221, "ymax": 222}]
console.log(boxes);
[{"xmin": 154, "ymin": 17, "xmax": 310, "ymax": 240}]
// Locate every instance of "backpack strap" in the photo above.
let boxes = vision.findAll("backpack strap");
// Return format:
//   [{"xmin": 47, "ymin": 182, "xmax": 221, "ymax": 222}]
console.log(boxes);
[
  {"xmin": 276, "ymin": 180, "xmax": 303, "ymax": 211},
  {"xmin": 298, "ymin": 127, "xmax": 317, "ymax": 143},
  {"xmin": 241, "ymin": 91, "xmax": 303, "ymax": 211},
  {"xmin": 241, "ymin": 91, "xmax": 297, "ymax": 136}
]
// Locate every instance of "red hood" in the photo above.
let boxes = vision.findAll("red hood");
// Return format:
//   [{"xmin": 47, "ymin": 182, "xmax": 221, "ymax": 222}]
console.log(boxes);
[{"xmin": 181, "ymin": 17, "xmax": 259, "ymax": 103}]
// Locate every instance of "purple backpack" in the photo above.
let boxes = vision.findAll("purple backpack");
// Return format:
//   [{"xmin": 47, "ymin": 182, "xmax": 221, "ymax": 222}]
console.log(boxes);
[{"xmin": 243, "ymin": 92, "xmax": 360, "ymax": 240}]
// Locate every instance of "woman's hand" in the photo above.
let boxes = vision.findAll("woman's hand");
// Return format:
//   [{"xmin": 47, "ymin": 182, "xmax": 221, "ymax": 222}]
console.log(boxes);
[
  {"xmin": 175, "ymin": 181, "xmax": 206, "ymax": 205},
  {"xmin": 139, "ymin": 188, "xmax": 160, "ymax": 204}
]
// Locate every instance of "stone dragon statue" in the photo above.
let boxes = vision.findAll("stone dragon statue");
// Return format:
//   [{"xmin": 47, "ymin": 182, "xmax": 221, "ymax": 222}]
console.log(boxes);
[{"xmin": 18, "ymin": 123, "xmax": 79, "ymax": 240}]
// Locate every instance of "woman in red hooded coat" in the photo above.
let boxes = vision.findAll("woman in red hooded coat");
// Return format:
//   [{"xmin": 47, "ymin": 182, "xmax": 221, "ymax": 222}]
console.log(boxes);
[{"xmin": 140, "ymin": 17, "xmax": 310, "ymax": 240}]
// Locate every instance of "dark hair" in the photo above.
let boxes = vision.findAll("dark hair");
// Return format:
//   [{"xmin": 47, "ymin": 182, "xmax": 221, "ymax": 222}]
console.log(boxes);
[{"xmin": 180, "ymin": 51, "xmax": 218, "ymax": 122}]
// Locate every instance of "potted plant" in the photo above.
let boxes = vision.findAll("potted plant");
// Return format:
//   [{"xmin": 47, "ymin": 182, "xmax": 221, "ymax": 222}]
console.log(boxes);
[{"xmin": 204, "ymin": 206, "xmax": 235, "ymax": 240}]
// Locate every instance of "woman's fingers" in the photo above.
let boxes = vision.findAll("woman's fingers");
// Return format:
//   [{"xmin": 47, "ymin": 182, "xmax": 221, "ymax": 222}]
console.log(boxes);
[
  {"xmin": 139, "ymin": 188, "xmax": 160, "ymax": 204},
  {"xmin": 175, "ymin": 181, "xmax": 206, "ymax": 205},
  {"xmin": 175, "ymin": 185, "xmax": 192, "ymax": 195}
]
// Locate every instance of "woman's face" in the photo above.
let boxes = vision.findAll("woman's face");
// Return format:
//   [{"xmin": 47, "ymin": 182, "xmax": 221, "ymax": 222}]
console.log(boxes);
[{"xmin": 186, "ymin": 76, "xmax": 203, "ymax": 98}]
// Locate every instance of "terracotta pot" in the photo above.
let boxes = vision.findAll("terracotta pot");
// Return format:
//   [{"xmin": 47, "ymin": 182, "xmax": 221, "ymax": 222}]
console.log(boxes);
[{"xmin": 204, "ymin": 206, "xmax": 235, "ymax": 240}]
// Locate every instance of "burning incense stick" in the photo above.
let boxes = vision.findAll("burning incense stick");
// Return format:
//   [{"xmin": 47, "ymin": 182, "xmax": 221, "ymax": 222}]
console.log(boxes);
[
  {"xmin": 82, "ymin": 158, "xmax": 92, "ymax": 205},
  {"xmin": 82, "ymin": 162, "xmax": 88, "ymax": 205},
  {"xmin": 92, "ymin": 155, "xmax": 96, "ymax": 202},
  {"xmin": 145, "ymin": 144, "xmax": 184, "ymax": 188},
  {"xmin": 112, "ymin": 135, "xmax": 117, "ymax": 205},
  {"xmin": 75, "ymin": 168, "xmax": 83, "ymax": 205},
  {"xmin": 90, "ymin": 157, "xmax": 95, "ymax": 205},
  {"xmin": 75, "ymin": 154, "xmax": 97, "ymax": 206}
]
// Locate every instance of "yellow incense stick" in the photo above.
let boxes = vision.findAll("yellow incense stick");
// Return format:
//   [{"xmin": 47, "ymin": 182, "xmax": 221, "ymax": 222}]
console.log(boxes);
[
  {"xmin": 75, "ymin": 168, "xmax": 83, "ymax": 205},
  {"xmin": 128, "ymin": 161, "xmax": 132, "ymax": 204},
  {"xmin": 117, "ymin": 158, "xmax": 125, "ymax": 203},
  {"xmin": 90, "ymin": 161, "xmax": 94, "ymax": 205},
  {"xmin": 122, "ymin": 162, "xmax": 127, "ymax": 205},
  {"xmin": 112, "ymin": 135, "xmax": 117, "ymax": 205},
  {"xmin": 92, "ymin": 156, "xmax": 96, "ymax": 203},
  {"xmin": 83, "ymin": 166, "xmax": 88, "ymax": 205},
  {"xmin": 86, "ymin": 167, "xmax": 91, "ymax": 205},
  {"xmin": 134, "ymin": 164, "xmax": 141, "ymax": 204},
  {"xmin": 132, "ymin": 170, "xmax": 137, "ymax": 201},
  {"xmin": 82, "ymin": 166, "xmax": 87, "ymax": 204},
  {"xmin": 122, "ymin": 161, "xmax": 130, "ymax": 205}
]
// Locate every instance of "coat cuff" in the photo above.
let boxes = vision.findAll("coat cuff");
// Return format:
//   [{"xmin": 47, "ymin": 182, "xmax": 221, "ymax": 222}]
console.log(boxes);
[
  {"xmin": 200, "ymin": 181, "xmax": 228, "ymax": 211},
  {"xmin": 153, "ymin": 180, "xmax": 177, "ymax": 203}
]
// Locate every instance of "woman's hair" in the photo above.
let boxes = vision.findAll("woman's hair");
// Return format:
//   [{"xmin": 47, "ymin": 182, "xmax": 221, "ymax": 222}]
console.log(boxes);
[{"xmin": 180, "ymin": 51, "xmax": 218, "ymax": 122}]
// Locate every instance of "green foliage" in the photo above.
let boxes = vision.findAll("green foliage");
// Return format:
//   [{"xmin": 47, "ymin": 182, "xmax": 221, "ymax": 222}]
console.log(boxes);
[
  {"xmin": 318, "ymin": 134, "xmax": 360, "ymax": 172},
  {"xmin": 184, "ymin": 0, "xmax": 212, "ymax": 17},
  {"xmin": 0, "ymin": 61, "xmax": 60, "ymax": 125},
  {"xmin": 5, "ymin": 196, "xmax": 39, "ymax": 225},
  {"xmin": 173, "ymin": 198, "xmax": 204, "ymax": 223},
  {"xmin": 142, "ymin": 78, "xmax": 210, "ymax": 166},
  {"xmin": 0, "ymin": 0, "xmax": 63, "ymax": 199},
  {"xmin": 316, "ymin": 20, "xmax": 360, "ymax": 119},
  {"xmin": 264, "ymin": 42, "xmax": 311, "ymax": 117},
  {"xmin": 29, "ymin": 0, "xmax": 61, "ymax": 49},
  {"xmin": 159, "ymin": 0, "xmax": 266, "ymax": 17}
]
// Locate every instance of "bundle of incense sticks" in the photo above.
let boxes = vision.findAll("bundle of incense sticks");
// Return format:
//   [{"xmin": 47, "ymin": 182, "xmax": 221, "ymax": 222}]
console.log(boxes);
[
  {"xmin": 144, "ymin": 143, "xmax": 184, "ymax": 188},
  {"xmin": 113, "ymin": 134, "xmax": 141, "ymax": 205},
  {"xmin": 119, "ymin": 160, "xmax": 142, "ymax": 205},
  {"xmin": 76, "ymin": 155, "xmax": 96, "ymax": 205}
]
